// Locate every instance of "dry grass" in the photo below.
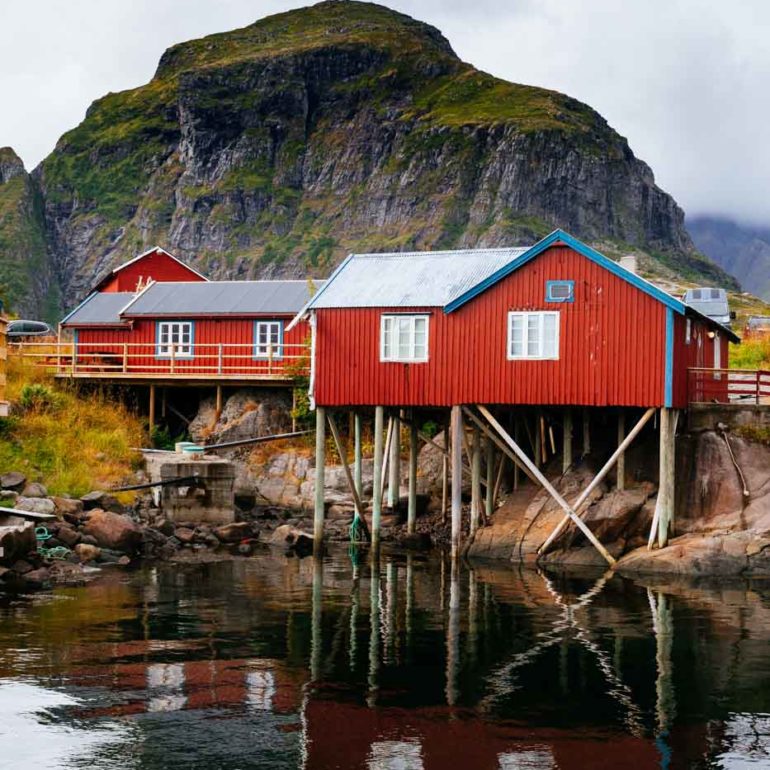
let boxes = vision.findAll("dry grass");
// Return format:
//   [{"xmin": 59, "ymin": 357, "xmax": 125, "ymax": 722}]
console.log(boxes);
[
  {"xmin": 0, "ymin": 354, "xmax": 145, "ymax": 499},
  {"xmin": 730, "ymin": 337, "xmax": 770, "ymax": 370}
]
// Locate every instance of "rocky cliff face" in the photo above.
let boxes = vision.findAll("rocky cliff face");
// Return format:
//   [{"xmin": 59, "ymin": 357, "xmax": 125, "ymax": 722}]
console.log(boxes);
[
  {"xmin": 3, "ymin": 1, "xmax": 738, "ymax": 317},
  {"xmin": 0, "ymin": 148, "xmax": 54, "ymax": 316}
]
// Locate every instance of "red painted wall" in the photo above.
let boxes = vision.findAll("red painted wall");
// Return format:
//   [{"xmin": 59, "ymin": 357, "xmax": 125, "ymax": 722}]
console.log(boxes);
[
  {"xmin": 75, "ymin": 316, "xmax": 310, "ymax": 377},
  {"xmin": 674, "ymin": 314, "xmax": 729, "ymax": 404},
  {"xmin": 314, "ymin": 245, "xmax": 671, "ymax": 408},
  {"xmin": 99, "ymin": 250, "xmax": 206, "ymax": 292}
]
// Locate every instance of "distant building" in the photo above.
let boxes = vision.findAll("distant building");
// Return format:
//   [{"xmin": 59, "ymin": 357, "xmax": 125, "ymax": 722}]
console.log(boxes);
[
  {"xmin": 744, "ymin": 315, "xmax": 770, "ymax": 340},
  {"xmin": 682, "ymin": 287, "xmax": 732, "ymax": 326}
]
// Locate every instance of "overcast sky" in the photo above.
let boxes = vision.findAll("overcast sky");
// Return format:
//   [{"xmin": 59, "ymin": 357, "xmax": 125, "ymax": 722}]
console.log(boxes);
[{"xmin": 1, "ymin": 0, "xmax": 766, "ymax": 224}]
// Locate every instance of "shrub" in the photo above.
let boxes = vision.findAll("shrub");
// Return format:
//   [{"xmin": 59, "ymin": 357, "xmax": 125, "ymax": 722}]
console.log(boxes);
[{"xmin": 19, "ymin": 383, "xmax": 63, "ymax": 412}]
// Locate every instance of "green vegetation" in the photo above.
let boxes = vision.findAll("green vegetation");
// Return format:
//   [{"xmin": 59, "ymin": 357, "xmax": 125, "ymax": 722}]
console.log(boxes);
[
  {"xmin": 0, "ymin": 354, "xmax": 145, "ymax": 497},
  {"xmin": 730, "ymin": 338, "xmax": 770, "ymax": 370}
]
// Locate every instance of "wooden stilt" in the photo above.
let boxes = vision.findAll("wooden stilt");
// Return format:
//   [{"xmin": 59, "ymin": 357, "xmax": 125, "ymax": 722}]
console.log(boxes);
[
  {"xmin": 148, "ymin": 384, "xmax": 156, "ymax": 434},
  {"xmin": 314, "ymin": 407, "xmax": 326, "ymax": 546},
  {"xmin": 215, "ymin": 384, "xmax": 223, "ymax": 419},
  {"xmin": 161, "ymin": 387, "xmax": 167, "ymax": 419},
  {"xmin": 562, "ymin": 408, "xmax": 573, "ymax": 474},
  {"xmin": 379, "ymin": 417, "xmax": 393, "ymax": 509},
  {"xmin": 470, "ymin": 425, "xmax": 481, "ymax": 536},
  {"xmin": 407, "ymin": 418, "xmax": 418, "ymax": 534},
  {"xmin": 493, "ymin": 454, "xmax": 506, "ymax": 505},
  {"xmin": 485, "ymin": 437, "xmax": 495, "ymax": 520},
  {"xmin": 372, "ymin": 406, "xmax": 385, "ymax": 549},
  {"xmin": 450, "ymin": 405, "xmax": 463, "ymax": 557},
  {"xmin": 514, "ymin": 419, "xmax": 521, "ymax": 490},
  {"xmin": 534, "ymin": 415, "xmax": 542, "ymax": 469},
  {"xmin": 617, "ymin": 412, "xmax": 626, "ymax": 491},
  {"xmin": 582, "ymin": 408, "xmax": 591, "ymax": 456},
  {"xmin": 442, "ymin": 414, "xmax": 450, "ymax": 523},
  {"xmin": 539, "ymin": 407, "xmax": 656, "ymax": 555},
  {"xmin": 354, "ymin": 412, "xmax": 363, "ymax": 498},
  {"xmin": 539, "ymin": 412, "xmax": 548, "ymax": 465},
  {"xmin": 651, "ymin": 408, "xmax": 678, "ymax": 549},
  {"xmin": 477, "ymin": 405, "xmax": 616, "ymax": 567},
  {"xmin": 327, "ymin": 414, "xmax": 369, "ymax": 539},
  {"xmin": 388, "ymin": 413, "xmax": 400, "ymax": 508}
]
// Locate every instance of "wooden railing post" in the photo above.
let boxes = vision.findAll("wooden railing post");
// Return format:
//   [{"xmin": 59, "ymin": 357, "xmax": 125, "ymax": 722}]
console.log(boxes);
[
  {"xmin": 268, "ymin": 343, "xmax": 273, "ymax": 375},
  {"xmin": 122, "ymin": 343, "xmax": 128, "ymax": 373},
  {"xmin": 170, "ymin": 343, "xmax": 176, "ymax": 374},
  {"xmin": 218, "ymin": 343, "xmax": 223, "ymax": 375}
]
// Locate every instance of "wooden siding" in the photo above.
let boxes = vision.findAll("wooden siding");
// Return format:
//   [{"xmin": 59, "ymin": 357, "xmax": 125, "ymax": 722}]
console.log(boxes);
[
  {"xmin": 673, "ymin": 313, "xmax": 729, "ymax": 406},
  {"xmin": 99, "ymin": 250, "xmax": 206, "ymax": 292},
  {"xmin": 314, "ymin": 245, "xmax": 671, "ymax": 408},
  {"xmin": 76, "ymin": 316, "xmax": 309, "ymax": 377}
]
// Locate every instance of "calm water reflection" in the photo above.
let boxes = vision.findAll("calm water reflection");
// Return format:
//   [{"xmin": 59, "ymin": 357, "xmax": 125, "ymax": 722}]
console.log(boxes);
[{"xmin": 0, "ymin": 548, "xmax": 769, "ymax": 769}]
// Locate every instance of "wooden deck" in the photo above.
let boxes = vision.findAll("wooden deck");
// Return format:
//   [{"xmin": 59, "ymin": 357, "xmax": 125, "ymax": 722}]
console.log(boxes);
[{"xmin": 10, "ymin": 340, "xmax": 309, "ymax": 387}]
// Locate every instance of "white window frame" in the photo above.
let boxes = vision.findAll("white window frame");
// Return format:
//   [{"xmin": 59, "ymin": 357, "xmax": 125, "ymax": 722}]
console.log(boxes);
[
  {"xmin": 380, "ymin": 314, "xmax": 429, "ymax": 363},
  {"xmin": 254, "ymin": 320, "xmax": 284, "ymax": 360},
  {"xmin": 507, "ymin": 311, "xmax": 560, "ymax": 360},
  {"xmin": 156, "ymin": 321, "xmax": 194, "ymax": 358}
]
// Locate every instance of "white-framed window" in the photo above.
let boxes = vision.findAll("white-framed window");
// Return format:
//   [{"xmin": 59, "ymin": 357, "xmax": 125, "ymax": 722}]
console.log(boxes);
[
  {"xmin": 255, "ymin": 320, "xmax": 283, "ymax": 359},
  {"xmin": 507, "ymin": 311, "xmax": 560, "ymax": 360},
  {"xmin": 156, "ymin": 321, "xmax": 194, "ymax": 358},
  {"xmin": 380, "ymin": 314, "xmax": 429, "ymax": 363}
]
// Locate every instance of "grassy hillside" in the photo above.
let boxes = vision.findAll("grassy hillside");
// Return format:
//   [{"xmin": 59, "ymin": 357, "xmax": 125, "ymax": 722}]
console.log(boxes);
[{"xmin": 0, "ymin": 355, "xmax": 144, "ymax": 497}]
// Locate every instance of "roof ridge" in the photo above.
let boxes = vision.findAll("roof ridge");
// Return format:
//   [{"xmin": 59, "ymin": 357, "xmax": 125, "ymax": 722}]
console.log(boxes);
[{"xmin": 353, "ymin": 246, "xmax": 529, "ymax": 259}]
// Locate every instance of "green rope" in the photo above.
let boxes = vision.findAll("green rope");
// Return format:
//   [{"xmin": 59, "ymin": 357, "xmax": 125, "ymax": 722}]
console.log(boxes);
[
  {"xmin": 35, "ymin": 526, "xmax": 72, "ymax": 560},
  {"xmin": 349, "ymin": 513, "xmax": 367, "ymax": 543}
]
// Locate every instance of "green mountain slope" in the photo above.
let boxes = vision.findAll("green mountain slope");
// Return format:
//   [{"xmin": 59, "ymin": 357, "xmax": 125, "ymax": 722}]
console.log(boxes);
[{"xmin": 6, "ymin": 1, "xmax": 742, "ymax": 312}]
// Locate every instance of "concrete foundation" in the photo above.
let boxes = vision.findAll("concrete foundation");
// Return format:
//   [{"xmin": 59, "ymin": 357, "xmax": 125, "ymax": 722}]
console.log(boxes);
[
  {"xmin": 149, "ymin": 454, "xmax": 236, "ymax": 525},
  {"xmin": 688, "ymin": 403, "xmax": 770, "ymax": 432}
]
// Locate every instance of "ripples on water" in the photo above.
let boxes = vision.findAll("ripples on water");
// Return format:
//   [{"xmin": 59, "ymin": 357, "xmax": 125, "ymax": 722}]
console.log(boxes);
[{"xmin": 0, "ymin": 548, "xmax": 768, "ymax": 769}]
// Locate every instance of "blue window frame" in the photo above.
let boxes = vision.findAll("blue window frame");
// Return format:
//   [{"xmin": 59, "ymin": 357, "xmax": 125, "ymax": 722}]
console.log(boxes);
[
  {"xmin": 155, "ymin": 320, "xmax": 195, "ymax": 358},
  {"xmin": 254, "ymin": 320, "xmax": 284, "ymax": 359},
  {"xmin": 545, "ymin": 280, "xmax": 574, "ymax": 303}
]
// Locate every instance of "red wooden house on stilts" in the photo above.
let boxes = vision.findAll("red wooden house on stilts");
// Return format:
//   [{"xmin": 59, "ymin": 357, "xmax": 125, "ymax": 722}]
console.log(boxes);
[{"xmin": 291, "ymin": 229, "xmax": 739, "ymax": 559}]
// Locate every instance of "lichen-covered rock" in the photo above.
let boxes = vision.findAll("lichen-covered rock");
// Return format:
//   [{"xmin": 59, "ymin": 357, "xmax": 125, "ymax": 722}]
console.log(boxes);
[
  {"xmin": 21, "ymin": 482, "xmax": 48, "ymax": 498},
  {"xmin": 81, "ymin": 490, "xmax": 123, "ymax": 513},
  {"xmin": 82, "ymin": 510, "xmax": 142, "ymax": 552},
  {"xmin": 14, "ymin": 497, "xmax": 56, "ymax": 516},
  {"xmin": 74, "ymin": 543, "xmax": 101, "ymax": 563},
  {"xmin": 0, "ymin": 471, "xmax": 26, "ymax": 491}
]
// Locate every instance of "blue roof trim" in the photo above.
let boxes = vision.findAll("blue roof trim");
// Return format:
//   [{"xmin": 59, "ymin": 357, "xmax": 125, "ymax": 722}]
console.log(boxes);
[
  {"xmin": 444, "ymin": 230, "xmax": 687, "ymax": 315},
  {"xmin": 664, "ymin": 307, "xmax": 674, "ymax": 407}
]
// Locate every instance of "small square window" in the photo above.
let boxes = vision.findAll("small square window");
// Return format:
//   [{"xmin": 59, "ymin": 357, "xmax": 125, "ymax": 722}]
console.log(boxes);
[
  {"xmin": 380, "ymin": 314, "xmax": 429, "ymax": 362},
  {"xmin": 546, "ymin": 281, "xmax": 574, "ymax": 303},
  {"xmin": 255, "ymin": 320, "xmax": 284, "ymax": 359}
]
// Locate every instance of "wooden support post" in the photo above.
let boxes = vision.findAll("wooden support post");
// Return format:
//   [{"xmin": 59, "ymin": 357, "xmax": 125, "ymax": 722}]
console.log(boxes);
[
  {"xmin": 514, "ymin": 419, "xmax": 520, "ymax": 490},
  {"xmin": 379, "ymin": 417, "xmax": 393, "ymax": 509},
  {"xmin": 441, "ymin": 422, "xmax": 449, "ymax": 524},
  {"xmin": 582, "ymin": 408, "xmax": 591, "ymax": 456},
  {"xmin": 161, "ymin": 387, "xmax": 167, "ymax": 419},
  {"xmin": 215, "ymin": 385, "xmax": 223, "ymax": 420},
  {"xmin": 539, "ymin": 412, "xmax": 547, "ymax": 465},
  {"xmin": 450, "ymin": 405, "xmax": 463, "ymax": 557},
  {"xmin": 372, "ymin": 406, "xmax": 385, "ymax": 549},
  {"xmin": 617, "ymin": 412, "xmax": 626, "ymax": 491},
  {"xmin": 539, "ymin": 407, "xmax": 656, "ymax": 555},
  {"xmin": 314, "ymin": 407, "xmax": 326, "ymax": 546},
  {"xmin": 388, "ymin": 414, "xmax": 400, "ymax": 508},
  {"xmin": 407, "ymin": 418, "xmax": 418, "ymax": 534},
  {"xmin": 477, "ymin": 405, "xmax": 616, "ymax": 567},
  {"xmin": 148, "ymin": 384, "xmax": 156, "ymax": 434},
  {"xmin": 354, "ymin": 412, "xmax": 363, "ymax": 499},
  {"xmin": 470, "ymin": 425, "xmax": 481, "ymax": 536},
  {"xmin": 327, "ymin": 414, "xmax": 369, "ymax": 540},
  {"xmin": 485, "ymin": 436, "xmax": 495, "ymax": 520},
  {"xmin": 534, "ymin": 416, "xmax": 542, "ymax": 469},
  {"xmin": 651, "ymin": 408, "xmax": 678, "ymax": 549},
  {"xmin": 563, "ymin": 409, "xmax": 573, "ymax": 474}
]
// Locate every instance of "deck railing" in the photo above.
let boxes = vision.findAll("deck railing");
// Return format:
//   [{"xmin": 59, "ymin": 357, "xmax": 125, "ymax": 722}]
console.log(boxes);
[
  {"xmin": 8, "ymin": 340, "xmax": 310, "ymax": 380},
  {"xmin": 688, "ymin": 367, "xmax": 770, "ymax": 405}
]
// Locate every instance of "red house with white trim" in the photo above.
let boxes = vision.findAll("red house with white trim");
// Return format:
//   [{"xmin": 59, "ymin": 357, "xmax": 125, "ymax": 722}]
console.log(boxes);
[
  {"xmin": 60, "ymin": 248, "xmax": 320, "ymax": 381},
  {"xmin": 295, "ymin": 230, "xmax": 737, "ymax": 410}
]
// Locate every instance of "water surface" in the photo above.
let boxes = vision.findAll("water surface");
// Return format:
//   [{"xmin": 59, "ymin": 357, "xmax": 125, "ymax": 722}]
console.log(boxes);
[{"xmin": 0, "ymin": 549, "xmax": 768, "ymax": 769}]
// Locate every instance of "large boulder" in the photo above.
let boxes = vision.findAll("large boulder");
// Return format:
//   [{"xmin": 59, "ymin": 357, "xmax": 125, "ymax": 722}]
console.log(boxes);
[
  {"xmin": 21, "ymin": 482, "xmax": 48, "ymax": 498},
  {"xmin": 15, "ymin": 497, "xmax": 56, "ymax": 516},
  {"xmin": 0, "ymin": 518, "xmax": 36, "ymax": 564},
  {"xmin": 213, "ymin": 521, "xmax": 253, "ymax": 543},
  {"xmin": 189, "ymin": 388, "xmax": 292, "ymax": 445},
  {"xmin": 51, "ymin": 497, "xmax": 84, "ymax": 518},
  {"xmin": 81, "ymin": 490, "xmax": 123, "ymax": 513},
  {"xmin": 0, "ymin": 471, "xmax": 26, "ymax": 491},
  {"xmin": 82, "ymin": 510, "xmax": 142, "ymax": 552}
]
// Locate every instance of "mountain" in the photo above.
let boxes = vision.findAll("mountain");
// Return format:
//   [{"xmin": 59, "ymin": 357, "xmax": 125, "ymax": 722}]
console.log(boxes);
[
  {"xmin": 0, "ymin": 148, "xmax": 54, "ymax": 317},
  {"xmin": 1, "ymin": 0, "xmax": 739, "ymax": 318},
  {"xmin": 688, "ymin": 215, "xmax": 770, "ymax": 301}
]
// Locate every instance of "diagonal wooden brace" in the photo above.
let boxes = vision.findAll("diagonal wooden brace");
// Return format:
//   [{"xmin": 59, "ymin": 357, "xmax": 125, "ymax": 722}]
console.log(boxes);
[
  {"xmin": 476, "ymin": 405, "xmax": 616, "ymax": 567},
  {"xmin": 539, "ymin": 407, "xmax": 656, "ymax": 555}
]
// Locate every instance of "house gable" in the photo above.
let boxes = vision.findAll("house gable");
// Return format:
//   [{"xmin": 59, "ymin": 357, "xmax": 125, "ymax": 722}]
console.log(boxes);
[{"xmin": 94, "ymin": 247, "xmax": 208, "ymax": 293}]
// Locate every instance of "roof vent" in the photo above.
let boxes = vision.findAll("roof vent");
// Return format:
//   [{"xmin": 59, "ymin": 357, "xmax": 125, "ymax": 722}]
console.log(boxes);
[{"xmin": 620, "ymin": 255, "xmax": 638, "ymax": 274}]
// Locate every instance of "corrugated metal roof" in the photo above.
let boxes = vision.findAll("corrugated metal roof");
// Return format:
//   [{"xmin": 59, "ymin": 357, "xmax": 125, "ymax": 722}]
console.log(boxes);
[
  {"xmin": 62, "ymin": 292, "xmax": 135, "ymax": 326},
  {"xmin": 310, "ymin": 248, "xmax": 530, "ymax": 308},
  {"xmin": 123, "ymin": 280, "xmax": 325, "ymax": 316}
]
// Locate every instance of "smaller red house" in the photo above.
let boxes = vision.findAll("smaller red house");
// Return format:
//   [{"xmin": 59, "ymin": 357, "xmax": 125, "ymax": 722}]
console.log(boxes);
[
  {"xmin": 92, "ymin": 246, "xmax": 208, "ymax": 293},
  {"xmin": 61, "ymin": 250, "xmax": 321, "ymax": 380}
]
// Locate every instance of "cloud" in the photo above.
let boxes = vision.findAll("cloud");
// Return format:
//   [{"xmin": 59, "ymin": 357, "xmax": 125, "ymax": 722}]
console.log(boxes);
[{"xmin": 1, "ymin": 0, "xmax": 767, "ymax": 223}]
